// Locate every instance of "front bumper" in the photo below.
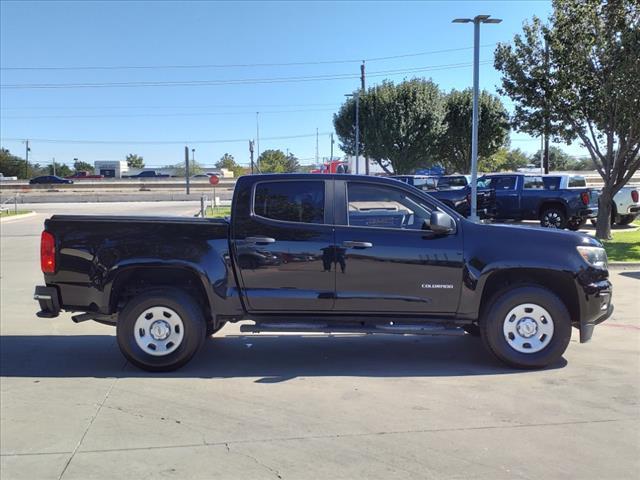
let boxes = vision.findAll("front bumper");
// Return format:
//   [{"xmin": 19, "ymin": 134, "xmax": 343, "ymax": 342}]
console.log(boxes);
[
  {"xmin": 578, "ymin": 278, "xmax": 613, "ymax": 343},
  {"xmin": 34, "ymin": 285, "xmax": 61, "ymax": 318}
]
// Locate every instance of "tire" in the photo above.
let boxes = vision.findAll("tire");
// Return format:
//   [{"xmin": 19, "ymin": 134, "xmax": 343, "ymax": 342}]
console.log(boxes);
[
  {"xmin": 616, "ymin": 214, "xmax": 637, "ymax": 226},
  {"xmin": 117, "ymin": 289, "xmax": 206, "ymax": 372},
  {"xmin": 540, "ymin": 207, "xmax": 567, "ymax": 229},
  {"xmin": 566, "ymin": 217, "xmax": 587, "ymax": 231},
  {"xmin": 479, "ymin": 285, "xmax": 572, "ymax": 369},
  {"xmin": 206, "ymin": 321, "xmax": 227, "ymax": 337}
]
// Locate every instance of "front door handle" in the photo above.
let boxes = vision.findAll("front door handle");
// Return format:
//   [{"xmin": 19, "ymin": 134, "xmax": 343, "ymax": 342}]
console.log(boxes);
[
  {"xmin": 245, "ymin": 236, "xmax": 276, "ymax": 245},
  {"xmin": 343, "ymin": 241, "xmax": 373, "ymax": 249}
]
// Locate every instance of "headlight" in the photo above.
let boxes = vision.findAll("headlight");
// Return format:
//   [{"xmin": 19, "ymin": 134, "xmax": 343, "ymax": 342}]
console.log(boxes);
[{"xmin": 576, "ymin": 246, "xmax": 608, "ymax": 269}]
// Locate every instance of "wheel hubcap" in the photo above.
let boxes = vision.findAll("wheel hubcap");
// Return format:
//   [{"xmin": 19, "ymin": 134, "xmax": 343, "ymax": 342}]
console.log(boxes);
[
  {"xmin": 134, "ymin": 306, "xmax": 184, "ymax": 356},
  {"xmin": 545, "ymin": 212, "xmax": 562, "ymax": 228},
  {"xmin": 503, "ymin": 303, "xmax": 554, "ymax": 353}
]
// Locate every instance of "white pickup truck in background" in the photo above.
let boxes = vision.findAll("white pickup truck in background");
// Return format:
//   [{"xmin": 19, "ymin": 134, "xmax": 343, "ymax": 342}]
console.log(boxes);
[{"xmin": 611, "ymin": 186, "xmax": 640, "ymax": 225}]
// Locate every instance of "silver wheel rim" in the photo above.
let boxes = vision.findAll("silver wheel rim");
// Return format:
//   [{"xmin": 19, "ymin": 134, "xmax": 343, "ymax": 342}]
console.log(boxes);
[
  {"xmin": 134, "ymin": 306, "xmax": 184, "ymax": 356},
  {"xmin": 503, "ymin": 303, "xmax": 554, "ymax": 354},
  {"xmin": 543, "ymin": 212, "xmax": 563, "ymax": 228}
]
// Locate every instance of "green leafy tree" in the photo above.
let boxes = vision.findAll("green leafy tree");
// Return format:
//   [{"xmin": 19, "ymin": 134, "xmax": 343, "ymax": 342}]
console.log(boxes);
[
  {"xmin": 0, "ymin": 148, "xmax": 26, "ymax": 178},
  {"xmin": 480, "ymin": 147, "xmax": 531, "ymax": 172},
  {"xmin": 49, "ymin": 162, "xmax": 72, "ymax": 177},
  {"xmin": 258, "ymin": 149, "xmax": 300, "ymax": 173},
  {"xmin": 215, "ymin": 153, "xmax": 246, "ymax": 177},
  {"xmin": 436, "ymin": 89, "xmax": 510, "ymax": 173},
  {"xmin": 495, "ymin": 0, "xmax": 640, "ymax": 239},
  {"xmin": 334, "ymin": 79, "xmax": 445, "ymax": 174},
  {"xmin": 531, "ymin": 146, "xmax": 573, "ymax": 171},
  {"xmin": 126, "ymin": 153, "xmax": 145, "ymax": 169},
  {"xmin": 73, "ymin": 159, "xmax": 94, "ymax": 173}
]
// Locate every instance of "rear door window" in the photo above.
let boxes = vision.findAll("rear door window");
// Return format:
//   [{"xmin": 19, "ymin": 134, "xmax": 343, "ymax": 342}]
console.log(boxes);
[
  {"xmin": 253, "ymin": 181, "xmax": 325, "ymax": 224},
  {"xmin": 524, "ymin": 176, "xmax": 544, "ymax": 189}
]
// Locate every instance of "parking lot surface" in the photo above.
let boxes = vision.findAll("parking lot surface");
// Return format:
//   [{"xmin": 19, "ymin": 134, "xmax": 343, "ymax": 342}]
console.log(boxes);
[{"xmin": 1, "ymin": 203, "xmax": 639, "ymax": 479}]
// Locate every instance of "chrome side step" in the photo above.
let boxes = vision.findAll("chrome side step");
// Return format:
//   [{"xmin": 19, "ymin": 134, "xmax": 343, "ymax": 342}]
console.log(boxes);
[{"xmin": 240, "ymin": 322, "xmax": 464, "ymax": 336}]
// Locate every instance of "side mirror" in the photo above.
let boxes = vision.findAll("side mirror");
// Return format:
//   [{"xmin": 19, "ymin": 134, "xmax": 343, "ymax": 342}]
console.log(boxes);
[{"xmin": 429, "ymin": 210, "xmax": 455, "ymax": 234}]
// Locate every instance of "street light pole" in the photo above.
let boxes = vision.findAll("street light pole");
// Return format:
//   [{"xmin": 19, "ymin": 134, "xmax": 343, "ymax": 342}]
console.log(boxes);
[{"xmin": 453, "ymin": 14, "xmax": 502, "ymax": 222}]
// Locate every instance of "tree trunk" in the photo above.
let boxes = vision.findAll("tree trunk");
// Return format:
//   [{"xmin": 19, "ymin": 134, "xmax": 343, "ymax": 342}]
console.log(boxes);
[{"xmin": 595, "ymin": 185, "xmax": 614, "ymax": 240}]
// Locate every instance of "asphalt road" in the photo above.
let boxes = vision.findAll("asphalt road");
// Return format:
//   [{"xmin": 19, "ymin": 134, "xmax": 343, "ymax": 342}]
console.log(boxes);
[{"xmin": 1, "ymin": 203, "xmax": 639, "ymax": 479}]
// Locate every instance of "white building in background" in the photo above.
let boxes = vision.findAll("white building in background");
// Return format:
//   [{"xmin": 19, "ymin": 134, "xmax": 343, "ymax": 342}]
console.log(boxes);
[{"xmin": 94, "ymin": 160, "xmax": 129, "ymax": 178}]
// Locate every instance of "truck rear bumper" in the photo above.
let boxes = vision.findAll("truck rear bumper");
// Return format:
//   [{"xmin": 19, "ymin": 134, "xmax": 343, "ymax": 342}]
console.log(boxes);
[
  {"xmin": 627, "ymin": 206, "xmax": 640, "ymax": 214},
  {"xmin": 579, "ymin": 207, "xmax": 598, "ymax": 219},
  {"xmin": 34, "ymin": 285, "xmax": 61, "ymax": 318},
  {"xmin": 578, "ymin": 279, "xmax": 613, "ymax": 343}
]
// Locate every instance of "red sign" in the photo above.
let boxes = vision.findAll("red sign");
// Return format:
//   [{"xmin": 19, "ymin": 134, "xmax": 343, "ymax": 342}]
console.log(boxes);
[{"xmin": 209, "ymin": 175, "xmax": 220, "ymax": 185}]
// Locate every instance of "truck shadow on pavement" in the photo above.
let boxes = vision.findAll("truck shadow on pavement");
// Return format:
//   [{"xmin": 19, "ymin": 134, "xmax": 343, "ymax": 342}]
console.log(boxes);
[{"xmin": 0, "ymin": 333, "xmax": 566, "ymax": 380}]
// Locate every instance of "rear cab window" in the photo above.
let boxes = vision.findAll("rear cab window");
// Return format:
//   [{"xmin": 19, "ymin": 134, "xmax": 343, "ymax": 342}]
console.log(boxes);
[
  {"xmin": 253, "ymin": 180, "xmax": 325, "ymax": 224},
  {"xmin": 568, "ymin": 176, "xmax": 587, "ymax": 188}
]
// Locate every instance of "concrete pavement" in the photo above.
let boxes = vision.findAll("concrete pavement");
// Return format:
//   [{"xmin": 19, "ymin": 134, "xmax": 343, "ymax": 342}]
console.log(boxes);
[{"xmin": 1, "ymin": 203, "xmax": 639, "ymax": 479}]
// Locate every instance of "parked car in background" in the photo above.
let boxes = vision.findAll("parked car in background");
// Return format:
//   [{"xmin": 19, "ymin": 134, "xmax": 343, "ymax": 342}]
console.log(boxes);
[
  {"xmin": 390, "ymin": 175, "xmax": 496, "ymax": 218},
  {"xmin": 191, "ymin": 172, "xmax": 222, "ymax": 179},
  {"xmin": 123, "ymin": 170, "xmax": 170, "ymax": 179},
  {"xmin": 436, "ymin": 175, "xmax": 470, "ymax": 190},
  {"xmin": 29, "ymin": 175, "xmax": 73, "ymax": 185},
  {"xmin": 35, "ymin": 173, "xmax": 613, "ymax": 372},
  {"xmin": 589, "ymin": 185, "xmax": 640, "ymax": 226},
  {"xmin": 65, "ymin": 171, "xmax": 104, "ymax": 180},
  {"xmin": 477, "ymin": 173, "xmax": 598, "ymax": 230},
  {"xmin": 0, "ymin": 173, "xmax": 18, "ymax": 181}
]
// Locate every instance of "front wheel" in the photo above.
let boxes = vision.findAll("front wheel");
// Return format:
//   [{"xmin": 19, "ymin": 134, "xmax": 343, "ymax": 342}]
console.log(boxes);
[
  {"xmin": 117, "ymin": 289, "xmax": 206, "ymax": 372},
  {"xmin": 540, "ymin": 207, "xmax": 567, "ymax": 229},
  {"xmin": 480, "ymin": 285, "xmax": 572, "ymax": 369}
]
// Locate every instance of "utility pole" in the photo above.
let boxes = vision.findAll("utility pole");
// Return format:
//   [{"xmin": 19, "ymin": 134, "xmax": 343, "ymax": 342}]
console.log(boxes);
[
  {"xmin": 330, "ymin": 133, "xmax": 334, "ymax": 162},
  {"xmin": 453, "ymin": 14, "xmax": 502, "ymax": 222},
  {"xmin": 185, "ymin": 146, "xmax": 190, "ymax": 194},
  {"xmin": 315, "ymin": 128, "xmax": 319, "ymax": 164},
  {"xmin": 249, "ymin": 140, "xmax": 255, "ymax": 174},
  {"xmin": 256, "ymin": 112, "xmax": 260, "ymax": 171},
  {"xmin": 24, "ymin": 140, "xmax": 30, "ymax": 178},
  {"xmin": 345, "ymin": 92, "xmax": 360, "ymax": 173},
  {"xmin": 52, "ymin": 157, "xmax": 56, "ymax": 176},
  {"xmin": 361, "ymin": 61, "xmax": 370, "ymax": 175},
  {"xmin": 543, "ymin": 37, "xmax": 550, "ymax": 174}
]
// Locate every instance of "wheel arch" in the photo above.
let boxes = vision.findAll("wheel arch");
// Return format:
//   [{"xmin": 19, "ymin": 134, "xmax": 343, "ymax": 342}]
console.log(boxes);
[
  {"xmin": 538, "ymin": 200, "xmax": 568, "ymax": 218},
  {"xmin": 107, "ymin": 264, "xmax": 217, "ymax": 329},
  {"xmin": 478, "ymin": 268, "xmax": 580, "ymax": 327}
]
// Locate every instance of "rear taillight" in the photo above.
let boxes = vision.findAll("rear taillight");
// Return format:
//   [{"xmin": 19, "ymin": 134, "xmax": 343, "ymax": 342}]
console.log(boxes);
[
  {"xmin": 581, "ymin": 192, "xmax": 590, "ymax": 206},
  {"xmin": 632, "ymin": 190, "xmax": 639, "ymax": 203},
  {"xmin": 40, "ymin": 231, "xmax": 56, "ymax": 274}
]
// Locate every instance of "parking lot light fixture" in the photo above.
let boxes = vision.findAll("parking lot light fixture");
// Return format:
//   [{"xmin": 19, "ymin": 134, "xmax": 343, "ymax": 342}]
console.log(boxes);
[{"xmin": 453, "ymin": 14, "xmax": 502, "ymax": 223}]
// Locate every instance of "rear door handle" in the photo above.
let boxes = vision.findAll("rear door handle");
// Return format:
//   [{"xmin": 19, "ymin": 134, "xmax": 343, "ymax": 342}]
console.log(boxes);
[
  {"xmin": 245, "ymin": 236, "xmax": 276, "ymax": 244},
  {"xmin": 343, "ymin": 241, "xmax": 373, "ymax": 249}
]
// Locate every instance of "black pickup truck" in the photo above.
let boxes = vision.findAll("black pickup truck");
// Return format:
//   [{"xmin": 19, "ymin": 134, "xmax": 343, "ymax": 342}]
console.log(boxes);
[
  {"xmin": 34, "ymin": 174, "xmax": 612, "ymax": 371},
  {"xmin": 477, "ymin": 173, "xmax": 599, "ymax": 230}
]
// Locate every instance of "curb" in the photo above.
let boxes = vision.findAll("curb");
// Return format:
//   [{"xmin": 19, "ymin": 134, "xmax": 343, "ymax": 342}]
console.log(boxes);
[
  {"xmin": 0, "ymin": 211, "xmax": 37, "ymax": 223},
  {"xmin": 608, "ymin": 262, "xmax": 640, "ymax": 270}
]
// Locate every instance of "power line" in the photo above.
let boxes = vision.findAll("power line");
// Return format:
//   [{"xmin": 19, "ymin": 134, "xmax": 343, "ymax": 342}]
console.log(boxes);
[
  {"xmin": 0, "ymin": 102, "xmax": 340, "ymax": 111},
  {"xmin": 0, "ymin": 132, "xmax": 333, "ymax": 145},
  {"xmin": 1, "ymin": 107, "xmax": 337, "ymax": 120},
  {"xmin": 0, "ymin": 45, "xmax": 496, "ymax": 71},
  {"xmin": 0, "ymin": 61, "xmax": 490, "ymax": 90}
]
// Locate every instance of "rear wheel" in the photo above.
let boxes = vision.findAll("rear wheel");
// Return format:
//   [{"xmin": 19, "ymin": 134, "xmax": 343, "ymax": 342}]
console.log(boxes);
[
  {"xmin": 117, "ymin": 289, "xmax": 206, "ymax": 372},
  {"xmin": 616, "ymin": 214, "xmax": 637, "ymax": 226},
  {"xmin": 480, "ymin": 285, "xmax": 572, "ymax": 369},
  {"xmin": 540, "ymin": 207, "xmax": 567, "ymax": 229},
  {"xmin": 566, "ymin": 217, "xmax": 587, "ymax": 231}
]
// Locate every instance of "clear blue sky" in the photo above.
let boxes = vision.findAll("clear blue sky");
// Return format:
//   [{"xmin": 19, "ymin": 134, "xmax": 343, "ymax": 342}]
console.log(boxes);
[{"xmin": 1, "ymin": 0, "xmax": 579, "ymax": 169}]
